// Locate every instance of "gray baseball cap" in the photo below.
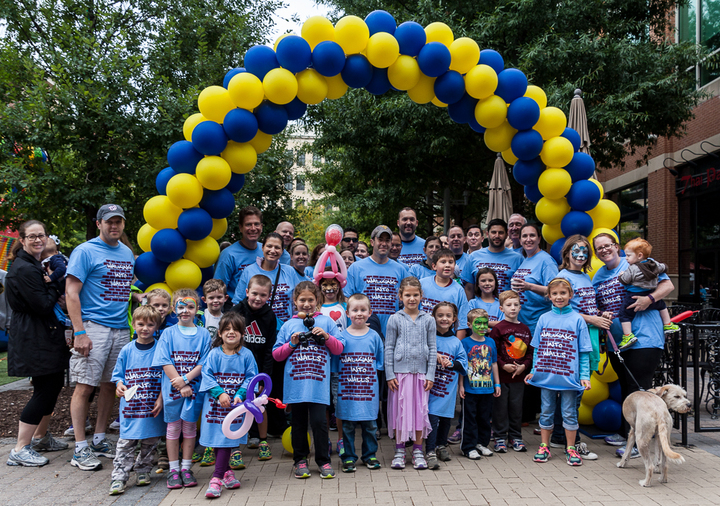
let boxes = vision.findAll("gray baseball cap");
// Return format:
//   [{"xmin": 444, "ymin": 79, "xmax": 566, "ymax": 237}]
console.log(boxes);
[
  {"xmin": 371, "ymin": 225, "xmax": 392, "ymax": 239},
  {"xmin": 96, "ymin": 204, "xmax": 126, "ymax": 222}
]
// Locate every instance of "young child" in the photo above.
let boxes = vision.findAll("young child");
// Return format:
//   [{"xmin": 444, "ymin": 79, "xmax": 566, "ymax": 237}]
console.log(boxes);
[
  {"xmin": 146, "ymin": 289, "xmax": 177, "ymax": 339},
  {"xmin": 109, "ymin": 306, "xmax": 166, "ymax": 495},
  {"xmin": 419, "ymin": 248, "xmax": 470, "ymax": 339},
  {"xmin": 426, "ymin": 302, "xmax": 467, "ymax": 470},
  {"xmin": 201, "ymin": 279, "xmax": 228, "ymax": 339},
  {"xmin": 272, "ymin": 281, "xmax": 344, "ymax": 479},
  {"xmin": 151, "ymin": 289, "xmax": 212, "ymax": 489},
  {"xmin": 199, "ymin": 312, "xmax": 258, "ymax": 498},
  {"xmin": 467, "ymin": 267, "xmax": 504, "ymax": 326},
  {"xmin": 41, "ymin": 238, "xmax": 68, "ymax": 291},
  {"xmin": 385, "ymin": 276, "xmax": 437, "ymax": 470},
  {"xmin": 525, "ymin": 278, "xmax": 592, "ymax": 466},
  {"xmin": 336, "ymin": 294, "xmax": 384, "ymax": 473},
  {"xmin": 489, "ymin": 290, "xmax": 532, "ymax": 453},
  {"xmin": 460, "ymin": 308, "xmax": 501, "ymax": 459},
  {"xmin": 618, "ymin": 238, "xmax": 679, "ymax": 349},
  {"xmin": 409, "ymin": 236, "xmax": 442, "ymax": 279}
]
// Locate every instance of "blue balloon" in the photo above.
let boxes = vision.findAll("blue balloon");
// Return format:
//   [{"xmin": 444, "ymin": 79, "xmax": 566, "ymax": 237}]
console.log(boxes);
[
  {"xmin": 177, "ymin": 208, "xmax": 214, "ymax": 241},
  {"xmin": 511, "ymin": 129, "xmax": 544, "ymax": 161},
  {"xmin": 562, "ymin": 127, "xmax": 582, "ymax": 152},
  {"xmin": 133, "ymin": 279, "xmax": 147, "ymax": 292},
  {"xmin": 561, "ymin": 210, "xmax": 594, "ymax": 237},
  {"xmin": 223, "ymin": 68, "xmax": 246, "ymax": 88},
  {"xmin": 524, "ymin": 184, "xmax": 543, "ymax": 203},
  {"xmin": 507, "ymin": 97, "xmax": 541, "ymax": 131},
  {"xmin": 226, "ymin": 172, "xmax": 246, "ymax": 193},
  {"xmin": 565, "ymin": 152, "xmax": 596, "ymax": 182},
  {"xmin": 550, "ymin": 238, "xmax": 566, "ymax": 264},
  {"xmin": 434, "ymin": 70, "xmax": 465, "ymax": 104},
  {"xmin": 151, "ymin": 229, "xmax": 187, "ymax": 263},
  {"xmin": 284, "ymin": 98, "xmax": 308, "ymax": 121},
  {"xmin": 608, "ymin": 380, "xmax": 622, "ymax": 403},
  {"xmin": 417, "ymin": 42, "xmax": 451, "ymax": 78},
  {"xmin": 468, "ymin": 115, "xmax": 486, "ymax": 134},
  {"xmin": 513, "ymin": 157, "xmax": 545, "ymax": 186},
  {"xmin": 167, "ymin": 141, "xmax": 204, "ymax": 174},
  {"xmin": 191, "ymin": 121, "xmax": 228, "ymax": 155},
  {"xmin": 366, "ymin": 67, "xmax": 391, "ymax": 95},
  {"xmin": 341, "ymin": 54, "xmax": 373, "ymax": 88},
  {"xmin": 134, "ymin": 252, "xmax": 170, "ymax": 287},
  {"xmin": 447, "ymin": 93, "xmax": 478, "ymax": 124},
  {"xmin": 156, "ymin": 167, "xmax": 176, "ymax": 195},
  {"xmin": 255, "ymin": 101, "xmax": 288, "ymax": 135},
  {"xmin": 276, "ymin": 35, "xmax": 312, "ymax": 73},
  {"xmin": 566, "ymin": 180, "xmax": 601, "ymax": 212},
  {"xmin": 592, "ymin": 399, "xmax": 622, "ymax": 432},
  {"xmin": 244, "ymin": 45, "xmax": 279, "ymax": 80},
  {"xmin": 312, "ymin": 41, "xmax": 346, "ymax": 77},
  {"xmin": 223, "ymin": 108, "xmax": 258, "ymax": 143},
  {"xmin": 200, "ymin": 188, "xmax": 235, "ymax": 219},
  {"xmin": 200, "ymin": 266, "xmax": 215, "ymax": 287},
  {"xmin": 394, "ymin": 21, "xmax": 426, "ymax": 57},
  {"xmin": 365, "ymin": 10, "xmax": 396, "ymax": 35},
  {"xmin": 496, "ymin": 68, "xmax": 528, "ymax": 103},
  {"xmin": 479, "ymin": 49, "xmax": 504, "ymax": 74}
]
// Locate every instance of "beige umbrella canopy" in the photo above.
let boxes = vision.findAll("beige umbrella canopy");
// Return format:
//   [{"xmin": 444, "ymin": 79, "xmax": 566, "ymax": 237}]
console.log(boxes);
[
  {"xmin": 568, "ymin": 88, "xmax": 597, "ymax": 178},
  {"xmin": 487, "ymin": 153, "xmax": 513, "ymax": 224}
]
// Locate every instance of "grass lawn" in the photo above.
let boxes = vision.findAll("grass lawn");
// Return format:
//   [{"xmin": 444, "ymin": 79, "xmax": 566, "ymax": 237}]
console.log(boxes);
[{"xmin": 0, "ymin": 351, "xmax": 23, "ymax": 386}]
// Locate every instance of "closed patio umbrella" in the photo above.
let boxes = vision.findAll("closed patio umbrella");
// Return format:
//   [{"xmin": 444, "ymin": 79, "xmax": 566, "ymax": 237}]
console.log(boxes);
[
  {"xmin": 568, "ymin": 88, "xmax": 597, "ymax": 179},
  {"xmin": 487, "ymin": 153, "xmax": 513, "ymax": 224}
]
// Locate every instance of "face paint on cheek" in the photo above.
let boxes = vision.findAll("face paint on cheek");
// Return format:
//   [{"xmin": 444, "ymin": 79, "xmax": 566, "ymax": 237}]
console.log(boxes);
[
  {"xmin": 472, "ymin": 317, "xmax": 489, "ymax": 335},
  {"xmin": 571, "ymin": 245, "xmax": 588, "ymax": 262},
  {"xmin": 175, "ymin": 297, "xmax": 195, "ymax": 314}
]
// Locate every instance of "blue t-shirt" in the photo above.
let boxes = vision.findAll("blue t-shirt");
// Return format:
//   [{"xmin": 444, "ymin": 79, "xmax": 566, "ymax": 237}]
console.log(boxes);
[
  {"xmin": 233, "ymin": 259, "xmax": 304, "ymax": 321},
  {"xmin": 461, "ymin": 248, "xmax": 523, "ymax": 292},
  {"xmin": 151, "ymin": 324, "xmax": 212, "ymax": 423},
  {"xmin": 398, "ymin": 236, "xmax": 426, "ymax": 266},
  {"xmin": 335, "ymin": 328, "xmax": 384, "ymax": 421},
  {"xmin": 66, "ymin": 237, "xmax": 134, "ymax": 328},
  {"xmin": 214, "ymin": 241, "xmax": 263, "ymax": 301},
  {"xmin": 461, "ymin": 336, "xmax": 497, "ymax": 395},
  {"xmin": 592, "ymin": 258, "xmax": 668, "ymax": 350},
  {"xmin": 454, "ymin": 253, "xmax": 470, "ymax": 279},
  {"xmin": 111, "ymin": 340, "xmax": 166, "ymax": 440},
  {"xmin": 529, "ymin": 308, "xmax": 593, "ymax": 391},
  {"xmin": 468, "ymin": 297, "xmax": 504, "ymax": 322},
  {"xmin": 280, "ymin": 249, "xmax": 291, "ymax": 265},
  {"xmin": 199, "ymin": 346, "xmax": 257, "ymax": 448},
  {"xmin": 409, "ymin": 262, "xmax": 435, "ymax": 280},
  {"xmin": 344, "ymin": 256, "xmax": 410, "ymax": 335},
  {"xmin": 272, "ymin": 315, "xmax": 343, "ymax": 405},
  {"xmin": 429, "ymin": 334, "xmax": 468, "ymax": 417},
  {"xmin": 419, "ymin": 276, "xmax": 470, "ymax": 331},
  {"xmin": 511, "ymin": 251, "xmax": 558, "ymax": 334},
  {"xmin": 557, "ymin": 269, "xmax": 599, "ymax": 316}
]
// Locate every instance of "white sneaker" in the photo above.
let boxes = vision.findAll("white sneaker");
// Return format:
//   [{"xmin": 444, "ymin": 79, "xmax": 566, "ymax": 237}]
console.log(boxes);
[
  {"xmin": 475, "ymin": 444, "xmax": 494, "ymax": 457},
  {"xmin": 575, "ymin": 442, "xmax": 598, "ymax": 460},
  {"xmin": 464, "ymin": 449, "xmax": 482, "ymax": 460},
  {"xmin": 109, "ymin": 418, "xmax": 121, "ymax": 431}
]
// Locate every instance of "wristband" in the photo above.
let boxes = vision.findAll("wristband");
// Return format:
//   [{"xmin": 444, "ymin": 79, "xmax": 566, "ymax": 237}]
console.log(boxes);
[
  {"xmin": 74, "ymin": 330, "xmax": 86, "ymax": 336},
  {"xmin": 647, "ymin": 294, "xmax": 656, "ymax": 303},
  {"xmin": 494, "ymin": 384, "xmax": 501, "ymax": 388},
  {"xmin": 182, "ymin": 374, "xmax": 189, "ymax": 384},
  {"xmin": 289, "ymin": 342, "xmax": 298, "ymax": 349}
]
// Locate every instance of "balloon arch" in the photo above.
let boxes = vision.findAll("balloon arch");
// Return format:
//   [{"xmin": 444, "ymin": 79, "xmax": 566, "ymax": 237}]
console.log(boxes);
[{"xmin": 134, "ymin": 10, "xmax": 621, "ymax": 292}]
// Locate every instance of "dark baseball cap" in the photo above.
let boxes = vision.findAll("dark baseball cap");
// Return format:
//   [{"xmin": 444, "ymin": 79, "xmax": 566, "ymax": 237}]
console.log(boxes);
[
  {"xmin": 96, "ymin": 204, "xmax": 126, "ymax": 222},
  {"xmin": 371, "ymin": 225, "xmax": 392, "ymax": 239}
]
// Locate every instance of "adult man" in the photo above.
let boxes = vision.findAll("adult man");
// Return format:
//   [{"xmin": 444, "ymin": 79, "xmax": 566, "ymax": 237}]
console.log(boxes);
[
  {"xmin": 66, "ymin": 204, "xmax": 135, "ymax": 471},
  {"xmin": 465, "ymin": 224, "xmax": 484, "ymax": 255},
  {"xmin": 461, "ymin": 219, "xmax": 523, "ymax": 299},
  {"xmin": 344, "ymin": 225, "xmax": 409, "ymax": 335},
  {"xmin": 275, "ymin": 221, "xmax": 294, "ymax": 264},
  {"xmin": 215, "ymin": 206, "xmax": 264, "ymax": 301},
  {"xmin": 389, "ymin": 232, "xmax": 403, "ymax": 262},
  {"xmin": 447, "ymin": 225, "xmax": 471, "ymax": 276},
  {"xmin": 506, "ymin": 213, "xmax": 526, "ymax": 251},
  {"xmin": 396, "ymin": 207, "xmax": 425, "ymax": 266},
  {"xmin": 341, "ymin": 227, "xmax": 359, "ymax": 253}
]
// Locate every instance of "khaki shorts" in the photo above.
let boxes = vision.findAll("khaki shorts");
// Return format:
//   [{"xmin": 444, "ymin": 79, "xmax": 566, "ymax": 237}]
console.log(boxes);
[{"xmin": 70, "ymin": 321, "xmax": 130, "ymax": 386}]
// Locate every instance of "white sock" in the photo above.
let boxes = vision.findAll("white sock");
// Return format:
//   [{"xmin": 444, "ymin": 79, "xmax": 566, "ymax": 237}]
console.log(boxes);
[
  {"xmin": 169, "ymin": 460, "xmax": 180, "ymax": 472},
  {"xmin": 75, "ymin": 440, "xmax": 88, "ymax": 453},
  {"xmin": 93, "ymin": 433, "xmax": 106, "ymax": 445},
  {"xmin": 181, "ymin": 459, "xmax": 192, "ymax": 470}
]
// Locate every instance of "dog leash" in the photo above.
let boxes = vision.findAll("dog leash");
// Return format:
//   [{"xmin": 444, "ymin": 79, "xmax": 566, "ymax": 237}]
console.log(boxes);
[{"xmin": 605, "ymin": 332, "xmax": 645, "ymax": 392}]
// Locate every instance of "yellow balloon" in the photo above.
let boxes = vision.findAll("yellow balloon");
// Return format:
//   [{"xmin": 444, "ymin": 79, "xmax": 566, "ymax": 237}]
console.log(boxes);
[
  {"xmin": 210, "ymin": 218, "xmax": 228, "ymax": 240},
  {"xmin": 166, "ymin": 173, "xmax": 204, "ymax": 208},
  {"xmin": 301, "ymin": 16, "xmax": 335, "ymax": 50},
  {"xmin": 145, "ymin": 283, "xmax": 172, "ymax": 297},
  {"xmin": 274, "ymin": 33, "xmax": 292, "ymax": 51},
  {"xmin": 483, "ymin": 121, "xmax": 517, "ymax": 152},
  {"xmin": 325, "ymin": 74, "xmax": 349, "ymax": 99},
  {"xmin": 281, "ymin": 426, "xmax": 312, "ymax": 455},
  {"xmin": 366, "ymin": 32, "xmax": 399, "ymax": 68},
  {"xmin": 425, "ymin": 22, "xmax": 454, "ymax": 47},
  {"xmin": 588, "ymin": 256, "xmax": 605, "ymax": 280},
  {"xmin": 407, "ymin": 74, "xmax": 436, "ymax": 104},
  {"xmin": 535, "ymin": 197, "xmax": 571, "ymax": 225},
  {"xmin": 183, "ymin": 113, "xmax": 207, "ymax": 142},
  {"xmin": 540, "ymin": 136, "xmax": 574, "ymax": 168},
  {"xmin": 524, "ymin": 85, "xmax": 547, "ymax": 109},
  {"xmin": 387, "ymin": 55, "xmax": 421, "ymax": 91},
  {"xmin": 538, "ymin": 168, "xmax": 572, "ymax": 199},
  {"xmin": 334, "ymin": 16, "xmax": 369, "ymax": 54},
  {"xmin": 449, "ymin": 37, "xmax": 480, "ymax": 74},
  {"xmin": 137, "ymin": 224, "xmax": 158, "ymax": 253},
  {"xmin": 589, "ymin": 178, "xmax": 604, "ymax": 200},
  {"xmin": 165, "ymin": 259, "xmax": 202, "ymax": 291},
  {"xmin": 221, "ymin": 141, "xmax": 257, "ymax": 174},
  {"xmin": 595, "ymin": 352, "xmax": 619, "ymax": 383},
  {"xmin": 578, "ymin": 402, "xmax": 594, "ymax": 425},
  {"xmin": 502, "ymin": 148, "xmax": 518, "ymax": 165},
  {"xmin": 475, "ymin": 95, "xmax": 507, "ymax": 129},
  {"xmin": 248, "ymin": 131, "xmax": 272, "ymax": 154},
  {"xmin": 184, "ymin": 236, "xmax": 221, "ymax": 269},
  {"xmin": 582, "ymin": 374, "xmax": 610, "ymax": 407},
  {"xmin": 263, "ymin": 68, "xmax": 298, "ymax": 105},
  {"xmin": 465, "ymin": 65, "xmax": 498, "ymax": 99},
  {"xmin": 296, "ymin": 69, "xmax": 328, "ymax": 104},
  {"xmin": 228, "ymin": 73, "xmax": 265, "ymax": 110},
  {"xmin": 588, "ymin": 200, "xmax": 621, "ymax": 231},
  {"xmin": 431, "ymin": 96, "xmax": 448, "ymax": 108},
  {"xmin": 534, "ymin": 107, "xmax": 567, "ymax": 140},
  {"xmin": 196, "ymin": 156, "xmax": 232, "ymax": 191},
  {"xmin": 542, "ymin": 223, "xmax": 564, "ymax": 244},
  {"xmin": 197, "ymin": 86, "xmax": 235, "ymax": 123},
  {"xmin": 143, "ymin": 196, "xmax": 183, "ymax": 230}
]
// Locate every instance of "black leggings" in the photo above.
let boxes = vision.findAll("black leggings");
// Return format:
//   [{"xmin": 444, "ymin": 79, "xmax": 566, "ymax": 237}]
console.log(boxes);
[{"xmin": 20, "ymin": 371, "xmax": 65, "ymax": 426}]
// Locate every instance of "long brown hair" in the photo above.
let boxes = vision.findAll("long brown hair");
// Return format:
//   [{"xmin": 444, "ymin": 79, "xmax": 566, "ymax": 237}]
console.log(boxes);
[
  {"xmin": 9, "ymin": 220, "xmax": 47, "ymax": 261},
  {"xmin": 559, "ymin": 234, "xmax": 593, "ymax": 273}
]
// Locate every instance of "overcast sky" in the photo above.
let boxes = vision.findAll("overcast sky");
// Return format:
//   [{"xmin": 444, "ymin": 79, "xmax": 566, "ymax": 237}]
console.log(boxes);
[{"xmin": 271, "ymin": 0, "xmax": 334, "ymax": 40}]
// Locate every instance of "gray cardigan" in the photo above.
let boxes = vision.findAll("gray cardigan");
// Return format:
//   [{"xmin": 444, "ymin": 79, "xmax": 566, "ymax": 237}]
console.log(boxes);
[
  {"xmin": 384, "ymin": 310, "xmax": 437, "ymax": 382},
  {"xmin": 619, "ymin": 259, "xmax": 667, "ymax": 291}
]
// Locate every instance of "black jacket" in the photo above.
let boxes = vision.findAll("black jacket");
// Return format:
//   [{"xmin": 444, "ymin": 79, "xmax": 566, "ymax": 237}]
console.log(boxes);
[
  {"xmin": 229, "ymin": 298, "xmax": 277, "ymax": 376},
  {"xmin": 6, "ymin": 249, "xmax": 70, "ymax": 377}
]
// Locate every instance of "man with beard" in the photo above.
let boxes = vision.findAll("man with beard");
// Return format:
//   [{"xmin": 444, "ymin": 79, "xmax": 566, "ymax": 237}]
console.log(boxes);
[
  {"xmin": 215, "ymin": 206, "xmax": 264, "ymax": 302},
  {"xmin": 341, "ymin": 227, "xmax": 360, "ymax": 253},
  {"xmin": 396, "ymin": 208, "xmax": 425, "ymax": 266}
]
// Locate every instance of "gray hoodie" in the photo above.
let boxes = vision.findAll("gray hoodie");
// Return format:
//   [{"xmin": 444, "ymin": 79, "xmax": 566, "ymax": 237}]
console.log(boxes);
[{"xmin": 384, "ymin": 310, "xmax": 437, "ymax": 382}]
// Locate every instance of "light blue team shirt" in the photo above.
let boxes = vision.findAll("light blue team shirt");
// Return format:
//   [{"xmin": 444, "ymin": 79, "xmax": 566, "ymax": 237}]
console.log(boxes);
[
  {"xmin": 343, "ymin": 256, "xmax": 410, "ymax": 335},
  {"xmin": 461, "ymin": 248, "xmax": 523, "ymax": 293},
  {"xmin": 111, "ymin": 341, "xmax": 166, "ymax": 440},
  {"xmin": 511, "ymin": 251, "xmax": 558, "ymax": 335},
  {"xmin": 199, "ymin": 346, "xmax": 257, "ymax": 448},
  {"xmin": 280, "ymin": 249, "xmax": 291, "ymax": 265},
  {"xmin": 429, "ymin": 334, "xmax": 468, "ymax": 418},
  {"xmin": 592, "ymin": 258, "xmax": 668, "ymax": 350},
  {"xmin": 419, "ymin": 276, "xmax": 470, "ymax": 331},
  {"xmin": 66, "ymin": 237, "xmax": 134, "ymax": 328},
  {"xmin": 272, "ymin": 315, "xmax": 343, "ymax": 405},
  {"xmin": 335, "ymin": 328, "xmax": 384, "ymax": 421},
  {"xmin": 214, "ymin": 241, "xmax": 264, "ymax": 301},
  {"xmin": 233, "ymin": 259, "xmax": 304, "ymax": 321},
  {"xmin": 409, "ymin": 261, "xmax": 435, "ymax": 280},
  {"xmin": 557, "ymin": 269, "xmax": 599, "ymax": 316},
  {"xmin": 151, "ymin": 325, "xmax": 212, "ymax": 423},
  {"xmin": 468, "ymin": 297, "xmax": 504, "ymax": 322},
  {"xmin": 454, "ymin": 252, "xmax": 471, "ymax": 278},
  {"xmin": 398, "ymin": 236, "xmax": 426, "ymax": 266},
  {"xmin": 462, "ymin": 336, "xmax": 497, "ymax": 395}
]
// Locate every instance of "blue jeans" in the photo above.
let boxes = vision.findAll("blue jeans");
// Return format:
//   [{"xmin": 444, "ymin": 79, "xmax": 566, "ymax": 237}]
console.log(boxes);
[
  {"xmin": 552, "ymin": 390, "xmax": 583, "ymax": 443},
  {"xmin": 427, "ymin": 414, "xmax": 452, "ymax": 452},
  {"xmin": 341, "ymin": 419, "xmax": 378, "ymax": 463},
  {"xmin": 539, "ymin": 389, "xmax": 579, "ymax": 431}
]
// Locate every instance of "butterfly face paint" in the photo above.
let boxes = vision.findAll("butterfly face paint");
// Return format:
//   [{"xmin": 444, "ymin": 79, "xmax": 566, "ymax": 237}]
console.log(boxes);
[
  {"xmin": 472, "ymin": 317, "xmax": 489, "ymax": 336},
  {"xmin": 571, "ymin": 244, "xmax": 588, "ymax": 263}
]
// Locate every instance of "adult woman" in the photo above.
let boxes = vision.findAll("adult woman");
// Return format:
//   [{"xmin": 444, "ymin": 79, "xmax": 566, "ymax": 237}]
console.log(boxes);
[
  {"xmin": 592, "ymin": 232, "xmax": 673, "ymax": 454},
  {"xmin": 6, "ymin": 220, "xmax": 70, "ymax": 467},
  {"xmin": 340, "ymin": 248, "xmax": 355, "ymax": 269},
  {"xmin": 307, "ymin": 243, "xmax": 326, "ymax": 278},
  {"xmin": 289, "ymin": 240, "xmax": 310, "ymax": 279}
]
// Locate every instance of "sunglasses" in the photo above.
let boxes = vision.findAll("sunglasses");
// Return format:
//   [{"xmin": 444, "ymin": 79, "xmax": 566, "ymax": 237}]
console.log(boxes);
[{"xmin": 342, "ymin": 237, "xmax": 358, "ymax": 243}]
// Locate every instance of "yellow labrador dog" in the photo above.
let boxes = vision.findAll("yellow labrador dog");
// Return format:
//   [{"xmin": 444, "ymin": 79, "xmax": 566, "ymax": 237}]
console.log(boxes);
[{"xmin": 617, "ymin": 385, "xmax": 691, "ymax": 487}]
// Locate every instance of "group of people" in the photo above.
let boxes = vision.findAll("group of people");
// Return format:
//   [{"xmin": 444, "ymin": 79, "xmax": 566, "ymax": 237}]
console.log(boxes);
[{"xmin": 3, "ymin": 202, "xmax": 677, "ymax": 500}]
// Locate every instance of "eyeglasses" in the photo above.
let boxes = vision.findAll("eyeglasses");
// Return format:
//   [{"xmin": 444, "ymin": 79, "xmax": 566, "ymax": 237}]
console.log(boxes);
[
  {"xmin": 342, "ymin": 237, "xmax": 358, "ymax": 243},
  {"xmin": 595, "ymin": 244, "xmax": 616, "ymax": 253},
  {"xmin": 24, "ymin": 234, "xmax": 47, "ymax": 242}
]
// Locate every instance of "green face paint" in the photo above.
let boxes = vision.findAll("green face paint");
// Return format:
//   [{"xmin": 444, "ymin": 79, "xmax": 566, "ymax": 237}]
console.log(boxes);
[{"xmin": 472, "ymin": 317, "xmax": 489, "ymax": 335}]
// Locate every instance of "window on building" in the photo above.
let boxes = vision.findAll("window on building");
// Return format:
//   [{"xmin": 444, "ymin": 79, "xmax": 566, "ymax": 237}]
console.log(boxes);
[
  {"xmin": 296, "ymin": 174, "xmax": 305, "ymax": 191},
  {"xmin": 284, "ymin": 173, "xmax": 293, "ymax": 191},
  {"xmin": 283, "ymin": 199, "xmax": 292, "ymax": 210},
  {"xmin": 297, "ymin": 153, "xmax": 306, "ymax": 166},
  {"xmin": 678, "ymin": 0, "xmax": 720, "ymax": 87},
  {"xmin": 285, "ymin": 149, "xmax": 294, "ymax": 168},
  {"xmin": 313, "ymin": 152, "xmax": 322, "ymax": 166},
  {"xmin": 607, "ymin": 180, "xmax": 648, "ymax": 243}
]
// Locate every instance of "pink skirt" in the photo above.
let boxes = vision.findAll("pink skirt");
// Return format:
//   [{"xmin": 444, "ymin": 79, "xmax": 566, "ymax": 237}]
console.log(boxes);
[{"xmin": 387, "ymin": 373, "xmax": 431, "ymax": 442}]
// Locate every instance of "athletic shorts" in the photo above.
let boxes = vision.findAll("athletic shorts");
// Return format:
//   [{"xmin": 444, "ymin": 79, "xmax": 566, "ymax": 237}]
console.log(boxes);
[{"xmin": 70, "ymin": 321, "xmax": 130, "ymax": 386}]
